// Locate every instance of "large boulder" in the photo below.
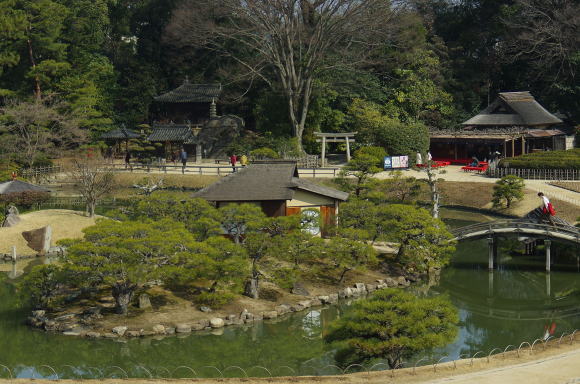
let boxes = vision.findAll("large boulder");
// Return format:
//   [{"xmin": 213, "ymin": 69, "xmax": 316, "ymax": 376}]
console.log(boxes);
[
  {"xmin": 291, "ymin": 282, "xmax": 310, "ymax": 296},
  {"xmin": 21, "ymin": 225, "xmax": 52, "ymax": 254},
  {"xmin": 262, "ymin": 311, "xmax": 278, "ymax": 320},
  {"xmin": 175, "ymin": 324, "xmax": 192, "ymax": 333},
  {"xmin": 138, "ymin": 294, "xmax": 152, "ymax": 310},
  {"xmin": 210, "ymin": 318, "xmax": 225, "ymax": 328},
  {"xmin": 112, "ymin": 326, "xmax": 128, "ymax": 336}
]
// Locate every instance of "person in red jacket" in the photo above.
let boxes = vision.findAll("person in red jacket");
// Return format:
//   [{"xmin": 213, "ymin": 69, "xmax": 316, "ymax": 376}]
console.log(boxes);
[
  {"xmin": 230, "ymin": 154, "xmax": 238, "ymax": 172},
  {"xmin": 538, "ymin": 192, "xmax": 556, "ymax": 226}
]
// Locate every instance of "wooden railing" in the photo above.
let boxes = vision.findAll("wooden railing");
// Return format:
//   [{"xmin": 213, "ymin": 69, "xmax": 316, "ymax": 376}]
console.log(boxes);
[
  {"xmin": 451, "ymin": 220, "xmax": 580, "ymax": 243},
  {"xmin": 106, "ymin": 162, "xmax": 340, "ymax": 177},
  {"xmin": 487, "ymin": 168, "xmax": 580, "ymax": 180}
]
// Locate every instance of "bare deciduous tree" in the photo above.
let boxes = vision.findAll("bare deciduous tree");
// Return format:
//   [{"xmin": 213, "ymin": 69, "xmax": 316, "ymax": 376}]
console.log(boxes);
[
  {"xmin": 164, "ymin": 0, "xmax": 402, "ymax": 151},
  {"xmin": 502, "ymin": 0, "xmax": 579, "ymax": 81},
  {"xmin": 69, "ymin": 156, "xmax": 116, "ymax": 217},
  {"xmin": 0, "ymin": 98, "xmax": 84, "ymax": 167}
]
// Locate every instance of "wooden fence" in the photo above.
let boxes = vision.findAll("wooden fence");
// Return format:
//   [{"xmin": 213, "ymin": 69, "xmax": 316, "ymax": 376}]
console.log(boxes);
[
  {"xmin": 106, "ymin": 162, "xmax": 340, "ymax": 178},
  {"xmin": 487, "ymin": 168, "xmax": 580, "ymax": 181}
]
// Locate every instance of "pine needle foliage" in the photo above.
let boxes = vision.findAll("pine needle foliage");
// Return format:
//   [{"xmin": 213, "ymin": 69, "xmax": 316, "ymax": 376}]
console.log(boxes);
[{"xmin": 325, "ymin": 288, "xmax": 458, "ymax": 369}]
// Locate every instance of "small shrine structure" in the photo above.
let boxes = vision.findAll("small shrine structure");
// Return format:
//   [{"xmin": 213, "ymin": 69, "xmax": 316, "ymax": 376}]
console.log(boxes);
[{"xmin": 149, "ymin": 78, "xmax": 244, "ymax": 161}]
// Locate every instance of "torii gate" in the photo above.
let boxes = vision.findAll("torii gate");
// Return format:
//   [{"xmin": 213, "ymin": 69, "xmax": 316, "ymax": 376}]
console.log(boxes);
[{"xmin": 315, "ymin": 132, "xmax": 357, "ymax": 167}]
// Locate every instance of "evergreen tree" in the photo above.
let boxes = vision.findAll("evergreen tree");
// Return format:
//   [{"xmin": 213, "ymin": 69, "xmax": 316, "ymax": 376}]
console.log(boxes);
[{"xmin": 325, "ymin": 288, "xmax": 459, "ymax": 368}]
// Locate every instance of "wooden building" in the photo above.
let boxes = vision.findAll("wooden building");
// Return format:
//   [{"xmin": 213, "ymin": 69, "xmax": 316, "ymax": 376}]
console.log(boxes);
[
  {"xmin": 149, "ymin": 79, "xmax": 244, "ymax": 160},
  {"xmin": 430, "ymin": 92, "xmax": 565, "ymax": 163},
  {"xmin": 193, "ymin": 161, "xmax": 349, "ymax": 235},
  {"xmin": 100, "ymin": 126, "xmax": 141, "ymax": 156}
]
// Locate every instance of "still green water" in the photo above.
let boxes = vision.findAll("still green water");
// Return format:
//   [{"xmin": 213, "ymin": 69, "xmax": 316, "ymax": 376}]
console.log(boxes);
[{"xmin": 1, "ymin": 222, "xmax": 579, "ymax": 378}]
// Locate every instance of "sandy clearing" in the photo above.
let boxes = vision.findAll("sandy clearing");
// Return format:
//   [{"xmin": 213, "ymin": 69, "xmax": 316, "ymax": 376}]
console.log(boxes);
[{"xmin": 0, "ymin": 209, "xmax": 96, "ymax": 255}]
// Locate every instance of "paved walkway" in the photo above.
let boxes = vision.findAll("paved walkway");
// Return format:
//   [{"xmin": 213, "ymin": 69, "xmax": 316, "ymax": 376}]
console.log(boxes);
[{"xmin": 375, "ymin": 166, "xmax": 580, "ymax": 206}]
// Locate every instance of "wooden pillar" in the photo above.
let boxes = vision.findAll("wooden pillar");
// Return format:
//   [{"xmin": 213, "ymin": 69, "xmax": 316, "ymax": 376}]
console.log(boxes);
[
  {"xmin": 503, "ymin": 141, "xmax": 507, "ymax": 157},
  {"xmin": 345, "ymin": 137, "xmax": 351, "ymax": 162},
  {"xmin": 488, "ymin": 237, "xmax": 495, "ymax": 270},
  {"xmin": 545, "ymin": 239, "xmax": 551, "ymax": 272},
  {"xmin": 196, "ymin": 144, "xmax": 202, "ymax": 163},
  {"xmin": 521, "ymin": 136, "xmax": 526, "ymax": 155},
  {"xmin": 546, "ymin": 272, "xmax": 551, "ymax": 297},
  {"xmin": 511, "ymin": 138, "xmax": 515, "ymax": 157},
  {"xmin": 321, "ymin": 136, "xmax": 326, "ymax": 167}
]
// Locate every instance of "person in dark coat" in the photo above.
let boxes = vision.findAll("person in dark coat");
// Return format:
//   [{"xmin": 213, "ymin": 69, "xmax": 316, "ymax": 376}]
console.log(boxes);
[
  {"xmin": 124, "ymin": 151, "xmax": 131, "ymax": 170},
  {"xmin": 180, "ymin": 148, "xmax": 188, "ymax": 174}
]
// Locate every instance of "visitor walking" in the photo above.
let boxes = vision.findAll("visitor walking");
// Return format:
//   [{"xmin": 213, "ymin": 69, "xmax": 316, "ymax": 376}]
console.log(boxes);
[
  {"xmin": 416, "ymin": 152, "xmax": 423, "ymax": 166},
  {"xmin": 240, "ymin": 154, "xmax": 248, "ymax": 167},
  {"xmin": 180, "ymin": 148, "xmax": 188, "ymax": 174},
  {"xmin": 124, "ymin": 151, "xmax": 132, "ymax": 170},
  {"xmin": 537, "ymin": 192, "xmax": 556, "ymax": 226},
  {"xmin": 230, "ymin": 154, "xmax": 238, "ymax": 172}
]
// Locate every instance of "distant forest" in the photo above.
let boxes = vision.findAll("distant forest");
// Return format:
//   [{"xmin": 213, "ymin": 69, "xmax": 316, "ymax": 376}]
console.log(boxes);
[{"xmin": 0, "ymin": 0, "xmax": 578, "ymax": 151}]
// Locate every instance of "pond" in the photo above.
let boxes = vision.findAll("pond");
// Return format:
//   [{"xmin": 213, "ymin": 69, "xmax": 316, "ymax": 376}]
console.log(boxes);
[{"xmin": 0, "ymin": 215, "xmax": 579, "ymax": 379}]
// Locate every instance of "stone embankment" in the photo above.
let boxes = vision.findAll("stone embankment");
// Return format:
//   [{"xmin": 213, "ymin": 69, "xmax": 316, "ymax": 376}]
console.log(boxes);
[{"xmin": 27, "ymin": 277, "xmax": 410, "ymax": 339}]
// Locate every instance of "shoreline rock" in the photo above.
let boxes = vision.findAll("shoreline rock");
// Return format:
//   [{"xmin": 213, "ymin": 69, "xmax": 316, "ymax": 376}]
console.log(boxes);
[{"xmin": 27, "ymin": 276, "xmax": 412, "ymax": 340}]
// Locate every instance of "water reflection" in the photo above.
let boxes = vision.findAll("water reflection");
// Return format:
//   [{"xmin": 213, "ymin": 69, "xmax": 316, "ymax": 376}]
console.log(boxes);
[{"xmin": 0, "ymin": 237, "xmax": 578, "ymax": 378}]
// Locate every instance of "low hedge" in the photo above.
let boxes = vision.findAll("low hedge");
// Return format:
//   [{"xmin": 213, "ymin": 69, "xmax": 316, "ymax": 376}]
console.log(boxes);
[{"xmin": 499, "ymin": 149, "xmax": 580, "ymax": 170}]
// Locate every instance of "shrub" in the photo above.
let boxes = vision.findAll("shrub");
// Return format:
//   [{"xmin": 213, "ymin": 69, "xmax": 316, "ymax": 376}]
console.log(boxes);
[
  {"xmin": 354, "ymin": 146, "xmax": 387, "ymax": 165},
  {"xmin": 193, "ymin": 291, "xmax": 236, "ymax": 308},
  {"xmin": 492, "ymin": 175, "xmax": 525, "ymax": 208},
  {"xmin": 0, "ymin": 191, "xmax": 51, "ymax": 208},
  {"xmin": 250, "ymin": 147, "xmax": 280, "ymax": 159},
  {"xmin": 499, "ymin": 149, "xmax": 580, "ymax": 170}
]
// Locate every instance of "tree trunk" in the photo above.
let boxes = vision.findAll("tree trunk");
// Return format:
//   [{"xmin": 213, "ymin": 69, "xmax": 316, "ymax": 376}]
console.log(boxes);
[
  {"xmin": 244, "ymin": 266, "xmax": 260, "ymax": 299},
  {"xmin": 87, "ymin": 201, "xmax": 96, "ymax": 218},
  {"xmin": 27, "ymin": 39, "xmax": 41, "ymax": 100},
  {"xmin": 338, "ymin": 268, "xmax": 351, "ymax": 283},
  {"xmin": 112, "ymin": 283, "xmax": 134, "ymax": 315},
  {"xmin": 431, "ymin": 188, "xmax": 440, "ymax": 219}
]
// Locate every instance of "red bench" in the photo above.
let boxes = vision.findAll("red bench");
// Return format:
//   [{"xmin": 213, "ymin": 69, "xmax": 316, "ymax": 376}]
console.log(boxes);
[
  {"xmin": 416, "ymin": 161, "xmax": 450, "ymax": 168},
  {"xmin": 461, "ymin": 162, "xmax": 489, "ymax": 173},
  {"xmin": 433, "ymin": 158, "xmax": 473, "ymax": 165}
]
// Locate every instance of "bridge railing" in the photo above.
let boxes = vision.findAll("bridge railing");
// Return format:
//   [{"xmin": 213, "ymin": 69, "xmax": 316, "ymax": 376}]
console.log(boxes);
[{"xmin": 451, "ymin": 220, "xmax": 580, "ymax": 241}]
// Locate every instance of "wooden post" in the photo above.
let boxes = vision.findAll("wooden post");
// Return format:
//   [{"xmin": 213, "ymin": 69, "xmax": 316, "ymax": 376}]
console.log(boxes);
[
  {"xmin": 321, "ymin": 136, "xmax": 326, "ymax": 167},
  {"xmin": 546, "ymin": 272, "xmax": 551, "ymax": 297},
  {"xmin": 488, "ymin": 270, "xmax": 494, "ymax": 297},
  {"xmin": 511, "ymin": 138, "xmax": 515, "ymax": 157},
  {"xmin": 345, "ymin": 136, "xmax": 351, "ymax": 162},
  {"xmin": 503, "ymin": 140, "xmax": 507, "ymax": 157},
  {"xmin": 196, "ymin": 144, "xmax": 202, "ymax": 163},
  {"xmin": 488, "ymin": 237, "xmax": 495, "ymax": 270},
  {"xmin": 11, "ymin": 246, "xmax": 16, "ymax": 262},
  {"xmin": 521, "ymin": 137, "xmax": 526, "ymax": 155},
  {"xmin": 545, "ymin": 239, "xmax": 551, "ymax": 272}
]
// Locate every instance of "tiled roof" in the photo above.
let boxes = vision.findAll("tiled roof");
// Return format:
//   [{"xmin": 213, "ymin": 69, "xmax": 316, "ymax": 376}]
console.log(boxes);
[
  {"xmin": 290, "ymin": 178, "xmax": 349, "ymax": 201},
  {"xmin": 148, "ymin": 125, "xmax": 194, "ymax": 142},
  {"xmin": 0, "ymin": 180, "xmax": 50, "ymax": 194},
  {"xmin": 154, "ymin": 80, "xmax": 222, "ymax": 103},
  {"xmin": 463, "ymin": 91, "xmax": 563, "ymax": 127},
  {"xmin": 194, "ymin": 162, "xmax": 349, "ymax": 202},
  {"xmin": 100, "ymin": 128, "xmax": 141, "ymax": 140}
]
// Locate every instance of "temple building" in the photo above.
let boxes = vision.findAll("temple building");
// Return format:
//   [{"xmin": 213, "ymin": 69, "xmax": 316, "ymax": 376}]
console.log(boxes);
[
  {"xmin": 148, "ymin": 78, "xmax": 244, "ymax": 161},
  {"xmin": 430, "ymin": 92, "xmax": 566, "ymax": 163}
]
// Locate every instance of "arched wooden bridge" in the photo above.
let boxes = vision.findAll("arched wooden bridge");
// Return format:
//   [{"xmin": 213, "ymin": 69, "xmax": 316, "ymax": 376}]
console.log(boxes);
[
  {"xmin": 450, "ymin": 219, "xmax": 579, "ymax": 272},
  {"xmin": 451, "ymin": 220, "xmax": 580, "ymax": 244}
]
